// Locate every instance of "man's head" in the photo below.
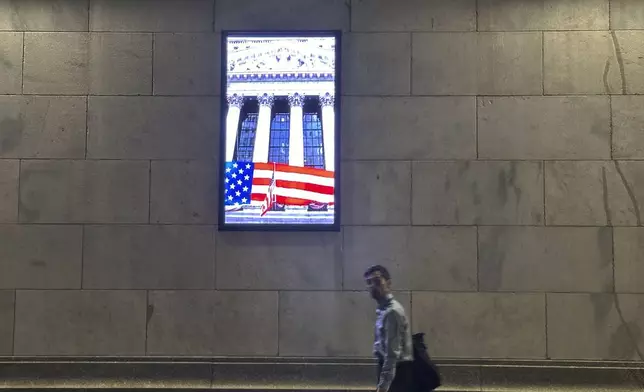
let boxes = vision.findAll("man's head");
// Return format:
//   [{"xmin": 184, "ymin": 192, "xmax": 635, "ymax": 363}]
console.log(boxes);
[{"xmin": 364, "ymin": 265, "xmax": 391, "ymax": 301}]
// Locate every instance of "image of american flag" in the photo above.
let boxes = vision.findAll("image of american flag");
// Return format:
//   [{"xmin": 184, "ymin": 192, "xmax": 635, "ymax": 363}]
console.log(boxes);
[{"xmin": 224, "ymin": 161, "xmax": 335, "ymax": 210}]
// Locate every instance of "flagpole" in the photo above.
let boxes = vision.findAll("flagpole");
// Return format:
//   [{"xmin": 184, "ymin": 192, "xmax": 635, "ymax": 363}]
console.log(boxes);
[{"xmin": 272, "ymin": 162, "xmax": 276, "ymax": 205}]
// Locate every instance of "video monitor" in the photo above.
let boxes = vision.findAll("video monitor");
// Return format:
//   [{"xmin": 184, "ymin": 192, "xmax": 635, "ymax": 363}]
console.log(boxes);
[{"xmin": 219, "ymin": 31, "xmax": 341, "ymax": 231}]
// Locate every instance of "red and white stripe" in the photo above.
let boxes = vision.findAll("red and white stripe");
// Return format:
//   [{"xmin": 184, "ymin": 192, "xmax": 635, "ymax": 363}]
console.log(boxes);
[{"xmin": 251, "ymin": 162, "xmax": 335, "ymax": 206}]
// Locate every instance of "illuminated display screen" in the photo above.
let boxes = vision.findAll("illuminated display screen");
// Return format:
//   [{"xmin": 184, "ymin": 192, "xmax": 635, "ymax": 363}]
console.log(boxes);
[{"xmin": 219, "ymin": 31, "xmax": 341, "ymax": 231}]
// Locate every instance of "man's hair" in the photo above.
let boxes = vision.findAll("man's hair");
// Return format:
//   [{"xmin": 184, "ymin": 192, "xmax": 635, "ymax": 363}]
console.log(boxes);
[{"xmin": 364, "ymin": 265, "xmax": 391, "ymax": 281}]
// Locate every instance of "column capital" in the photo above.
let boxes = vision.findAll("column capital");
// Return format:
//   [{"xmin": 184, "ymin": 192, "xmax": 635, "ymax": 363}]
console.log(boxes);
[
  {"xmin": 287, "ymin": 92, "xmax": 305, "ymax": 108},
  {"xmin": 227, "ymin": 93, "xmax": 244, "ymax": 108},
  {"xmin": 319, "ymin": 92, "xmax": 334, "ymax": 107},
  {"xmin": 257, "ymin": 93, "xmax": 275, "ymax": 108}
]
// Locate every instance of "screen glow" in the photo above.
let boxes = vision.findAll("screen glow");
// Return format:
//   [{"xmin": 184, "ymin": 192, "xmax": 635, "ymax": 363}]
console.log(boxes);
[{"xmin": 220, "ymin": 33, "xmax": 339, "ymax": 229}]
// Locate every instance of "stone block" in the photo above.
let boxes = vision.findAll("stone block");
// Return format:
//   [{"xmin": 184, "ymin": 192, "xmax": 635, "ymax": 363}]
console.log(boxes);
[
  {"xmin": 147, "ymin": 291, "xmax": 278, "ymax": 356},
  {"xmin": 213, "ymin": 291, "xmax": 278, "ymax": 356},
  {"xmin": 545, "ymin": 161, "xmax": 611, "ymax": 225},
  {"xmin": 478, "ymin": 97, "xmax": 610, "ymax": 159},
  {"xmin": 0, "ymin": 0, "xmax": 89, "ymax": 31},
  {"xmin": 90, "ymin": 0, "xmax": 213, "ymax": 32},
  {"xmin": 545, "ymin": 32, "xmax": 610, "ymax": 94},
  {"xmin": 0, "ymin": 160, "xmax": 18, "ymax": 222},
  {"xmin": 14, "ymin": 290, "xmax": 146, "ymax": 356},
  {"xmin": 19, "ymin": 160, "xmax": 149, "ymax": 224},
  {"xmin": 412, "ymin": 32, "xmax": 541, "ymax": 95},
  {"xmin": 545, "ymin": 161, "xmax": 644, "ymax": 226},
  {"xmin": 0, "ymin": 225, "xmax": 82, "ymax": 289},
  {"xmin": 343, "ymin": 226, "xmax": 477, "ymax": 291},
  {"xmin": 279, "ymin": 291, "xmax": 410, "ymax": 357},
  {"xmin": 215, "ymin": 0, "xmax": 349, "ymax": 31},
  {"xmin": 216, "ymin": 231, "xmax": 341, "ymax": 290},
  {"xmin": 342, "ymin": 161, "xmax": 411, "ymax": 225},
  {"xmin": 476, "ymin": 32, "xmax": 542, "ymax": 95},
  {"xmin": 613, "ymin": 96, "xmax": 644, "ymax": 159},
  {"xmin": 0, "ymin": 96, "xmax": 86, "ymax": 158},
  {"xmin": 89, "ymin": 33, "xmax": 152, "ymax": 95},
  {"xmin": 479, "ymin": 227, "xmax": 613, "ymax": 292},
  {"xmin": 545, "ymin": 32, "xmax": 610, "ymax": 95},
  {"xmin": 154, "ymin": 33, "xmax": 218, "ymax": 96},
  {"xmin": 609, "ymin": 161, "xmax": 644, "ymax": 227},
  {"xmin": 611, "ymin": 31, "xmax": 644, "ymax": 94},
  {"xmin": 612, "ymin": 228, "xmax": 644, "ymax": 297},
  {"xmin": 343, "ymin": 97, "xmax": 475, "ymax": 160},
  {"xmin": 146, "ymin": 290, "xmax": 216, "ymax": 356},
  {"xmin": 611, "ymin": 0, "xmax": 644, "ymax": 29},
  {"xmin": 544, "ymin": 32, "xmax": 644, "ymax": 94},
  {"xmin": 412, "ymin": 292, "xmax": 546, "ymax": 358},
  {"xmin": 547, "ymin": 293, "xmax": 644, "ymax": 360},
  {"xmin": 0, "ymin": 290, "xmax": 14, "ymax": 355},
  {"xmin": 0, "ymin": 33, "xmax": 22, "ymax": 94},
  {"xmin": 23, "ymin": 33, "xmax": 89, "ymax": 95},
  {"xmin": 83, "ymin": 225, "xmax": 215, "ymax": 290},
  {"xmin": 87, "ymin": 97, "xmax": 218, "ymax": 159},
  {"xmin": 343, "ymin": 33, "xmax": 410, "ymax": 96},
  {"xmin": 411, "ymin": 33, "xmax": 477, "ymax": 95},
  {"xmin": 412, "ymin": 161, "xmax": 544, "ymax": 225},
  {"xmin": 150, "ymin": 160, "xmax": 217, "ymax": 224},
  {"xmin": 615, "ymin": 228, "xmax": 644, "ymax": 293},
  {"xmin": 351, "ymin": 0, "xmax": 475, "ymax": 32},
  {"xmin": 478, "ymin": 0, "xmax": 608, "ymax": 31}
]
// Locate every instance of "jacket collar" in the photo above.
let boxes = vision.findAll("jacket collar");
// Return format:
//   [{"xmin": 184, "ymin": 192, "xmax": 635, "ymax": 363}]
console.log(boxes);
[{"xmin": 377, "ymin": 293, "xmax": 394, "ymax": 310}]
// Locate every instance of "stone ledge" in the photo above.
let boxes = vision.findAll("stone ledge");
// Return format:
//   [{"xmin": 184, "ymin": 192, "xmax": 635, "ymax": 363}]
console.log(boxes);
[{"xmin": 0, "ymin": 357, "xmax": 643, "ymax": 391}]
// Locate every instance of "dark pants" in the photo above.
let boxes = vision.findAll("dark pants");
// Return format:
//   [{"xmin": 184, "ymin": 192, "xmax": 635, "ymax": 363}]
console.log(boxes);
[{"xmin": 377, "ymin": 357, "xmax": 414, "ymax": 392}]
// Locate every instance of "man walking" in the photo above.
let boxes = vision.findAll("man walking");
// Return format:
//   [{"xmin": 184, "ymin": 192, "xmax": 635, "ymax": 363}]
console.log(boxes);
[{"xmin": 364, "ymin": 265, "xmax": 414, "ymax": 392}]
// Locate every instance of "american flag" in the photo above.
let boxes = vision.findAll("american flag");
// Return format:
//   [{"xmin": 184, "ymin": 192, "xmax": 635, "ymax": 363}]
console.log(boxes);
[{"xmin": 224, "ymin": 161, "xmax": 334, "ymax": 210}]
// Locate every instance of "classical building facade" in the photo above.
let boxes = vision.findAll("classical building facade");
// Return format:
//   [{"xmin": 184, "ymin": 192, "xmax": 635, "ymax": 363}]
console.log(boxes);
[{"xmin": 224, "ymin": 36, "xmax": 336, "ymax": 172}]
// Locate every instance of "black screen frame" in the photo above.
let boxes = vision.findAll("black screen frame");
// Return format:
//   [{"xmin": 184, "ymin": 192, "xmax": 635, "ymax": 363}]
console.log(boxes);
[{"xmin": 218, "ymin": 30, "xmax": 342, "ymax": 232}]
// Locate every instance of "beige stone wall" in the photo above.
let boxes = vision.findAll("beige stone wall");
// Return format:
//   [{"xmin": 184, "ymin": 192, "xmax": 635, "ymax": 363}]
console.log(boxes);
[{"xmin": 0, "ymin": 0, "xmax": 643, "ymax": 361}]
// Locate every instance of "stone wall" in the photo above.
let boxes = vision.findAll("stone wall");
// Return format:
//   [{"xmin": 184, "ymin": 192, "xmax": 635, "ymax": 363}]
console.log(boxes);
[{"xmin": 0, "ymin": 0, "xmax": 643, "ymax": 361}]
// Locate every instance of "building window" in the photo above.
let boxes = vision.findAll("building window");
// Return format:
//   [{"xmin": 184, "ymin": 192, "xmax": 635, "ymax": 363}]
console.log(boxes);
[
  {"xmin": 235, "ymin": 112, "xmax": 258, "ymax": 162},
  {"xmin": 303, "ymin": 112, "xmax": 325, "ymax": 169},
  {"xmin": 268, "ymin": 113, "xmax": 290, "ymax": 164}
]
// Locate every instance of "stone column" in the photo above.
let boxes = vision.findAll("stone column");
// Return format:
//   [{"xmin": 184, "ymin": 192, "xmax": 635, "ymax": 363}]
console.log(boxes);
[
  {"xmin": 288, "ymin": 93, "xmax": 305, "ymax": 167},
  {"xmin": 320, "ymin": 93, "xmax": 335, "ymax": 171},
  {"xmin": 253, "ymin": 93, "xmax": 274, "ymax": 163},
  {"xmin": 225, "ymin": 93, "xmax": 244, "ymax": 161}
]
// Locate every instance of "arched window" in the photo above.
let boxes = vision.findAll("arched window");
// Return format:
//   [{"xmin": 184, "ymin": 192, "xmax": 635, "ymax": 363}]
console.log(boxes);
[
  {"xmin": 234, "ymin": 112, "xmax": 258, "ymax": 162},
  {"xmin": 268, "ymin": 103, "xmax": 290, "ymax": 164},
  {"xmin": 303, "ymin": 112, "xmax": 325, "ymax": 168}
]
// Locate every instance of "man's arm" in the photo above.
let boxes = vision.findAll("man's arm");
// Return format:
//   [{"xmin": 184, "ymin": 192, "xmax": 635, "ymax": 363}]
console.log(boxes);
[{"xmin": 376, "ymin": 311, "xmax": 402, "ymax": 392}]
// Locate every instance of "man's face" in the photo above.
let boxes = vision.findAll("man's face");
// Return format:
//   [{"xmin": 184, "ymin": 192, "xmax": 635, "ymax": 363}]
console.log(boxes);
[{"xmin": 365, "ymin": 271, "xmax": 389, "ymax": 300}]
